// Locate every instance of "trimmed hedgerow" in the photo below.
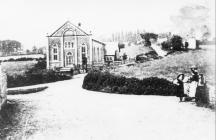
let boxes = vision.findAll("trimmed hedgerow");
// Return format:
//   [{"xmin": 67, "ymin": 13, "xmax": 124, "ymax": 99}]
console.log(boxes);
[
  {"xmin": 82, "ymin": 71, "xmax": 177, "ymax": 96},
  {"xmin": 7, "ymin": 60, "xmax": 71, "ymax": 88},
  {"xmin": 7, "ymin": 70, "xmax": 71, "ymax": 88}
]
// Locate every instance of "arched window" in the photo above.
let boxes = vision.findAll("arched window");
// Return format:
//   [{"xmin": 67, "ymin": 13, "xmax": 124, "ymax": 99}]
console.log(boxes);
[
  {"xmin": 66, "ymin": 52, "xmax": 73, "ymax": 66},
  {"xmin": 82, "ymin": 44, "xmax": 87, "ymax": 59},
  {"xmin": 64, "ymin": 30, "xmax": 75, "ymax": 49},
  {"xmin": 64, "ymin": 30, "xmax": 75, "ymax": 36},
  {"xmin": 53, "ymin": 44, "xmax": 58, "ymax": 61}
]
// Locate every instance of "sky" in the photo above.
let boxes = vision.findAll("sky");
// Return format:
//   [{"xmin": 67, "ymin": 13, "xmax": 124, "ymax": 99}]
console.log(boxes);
[{"xmin": 0, "ymin": 0, "xmax": 215, "ymax": 49}]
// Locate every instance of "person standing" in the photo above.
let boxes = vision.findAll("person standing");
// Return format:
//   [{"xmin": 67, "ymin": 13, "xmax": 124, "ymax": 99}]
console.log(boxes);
[
  {"xmin": 82, "ymin": 56, "xmax": 87, "ymax": 73},
  {"xmin": 188, "ymin": 66, "xmax": 199, "ymax": 99},
  {"xmin": 176, "ymin": 74, "xmax": 185, "ymax": 102}
]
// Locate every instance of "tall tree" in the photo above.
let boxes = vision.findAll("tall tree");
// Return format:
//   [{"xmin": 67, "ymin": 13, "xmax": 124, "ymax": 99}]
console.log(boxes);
[
  {"xmin": 140, "ymin": 33, "xmax": 158, "ymax": 46},
  {"xmin": 32, "ymin": 46, "xmax": 38, "ymax": 54},
  {"xmin": 0, "ymin": 40, "xmax": 22, "ymax": 56}
]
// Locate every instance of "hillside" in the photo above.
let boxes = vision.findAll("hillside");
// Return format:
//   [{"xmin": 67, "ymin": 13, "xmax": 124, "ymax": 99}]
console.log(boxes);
[{"xmin": 111, "ymin": 45, "xmax": 215, "ymax": 86}]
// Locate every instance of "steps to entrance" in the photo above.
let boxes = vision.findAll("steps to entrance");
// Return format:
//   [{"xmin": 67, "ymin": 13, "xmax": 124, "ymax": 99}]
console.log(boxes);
[{"xmin": 59, "ymin": 67, "xmax": 73, "ymax": 72}]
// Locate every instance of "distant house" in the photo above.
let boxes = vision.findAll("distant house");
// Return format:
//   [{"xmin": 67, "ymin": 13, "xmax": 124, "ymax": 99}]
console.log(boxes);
[
  {"xmin": 104, "ymin": 41, "xmax": 157, "ymax": 61},
  {"xmin": 104, "ymin": 55, "xmax": 115, "ymax": 63},
  {"xmin": 46, "ymin": 21, "xmax": 105, "ymax": 69},
  {"xmin": 184, "ymin": 37, "xmax": 199, "ymax": 49}
]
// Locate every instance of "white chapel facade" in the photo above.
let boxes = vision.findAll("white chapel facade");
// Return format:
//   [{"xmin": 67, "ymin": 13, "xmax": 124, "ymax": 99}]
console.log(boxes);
[{"xmin": 47, "ymin": 21, "xmax": 105, "ymax": 69}]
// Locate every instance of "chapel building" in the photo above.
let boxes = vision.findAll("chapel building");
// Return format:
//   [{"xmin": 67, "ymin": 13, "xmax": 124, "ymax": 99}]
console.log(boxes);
[{"xmin": 47, "ymin": 21, "xmax": 105, "ymax": 69}]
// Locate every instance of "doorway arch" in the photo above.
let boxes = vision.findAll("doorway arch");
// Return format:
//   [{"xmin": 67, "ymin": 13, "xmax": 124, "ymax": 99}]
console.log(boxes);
[{"xmin": 66, "ymin": 52, "xmax": 73, "ymax": 66}]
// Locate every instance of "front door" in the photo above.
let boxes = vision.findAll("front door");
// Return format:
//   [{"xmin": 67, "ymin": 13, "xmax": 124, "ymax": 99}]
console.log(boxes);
[{"xmin": 66, "ymin": 52, "xmax": 73, "ymax": 67}]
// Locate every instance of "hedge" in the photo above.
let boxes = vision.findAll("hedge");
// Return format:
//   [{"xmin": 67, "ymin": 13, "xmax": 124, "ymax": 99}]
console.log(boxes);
[
  {"xmin": 82, "ymin": 71, "xmax": 177, "ymax": 96},
  {"xmin": 7, "ymin": 60, "xmax": 71, "ymax": 88}
]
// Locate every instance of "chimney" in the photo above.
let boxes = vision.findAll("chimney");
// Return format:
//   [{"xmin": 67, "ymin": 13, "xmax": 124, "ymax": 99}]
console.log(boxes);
[{"xmin": 78, "ymin": 22, "xmax": 81, "ymax": 27}]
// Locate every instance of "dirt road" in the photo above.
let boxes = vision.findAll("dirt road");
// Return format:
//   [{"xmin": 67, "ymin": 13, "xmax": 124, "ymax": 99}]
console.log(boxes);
[{"xmin": 4, "ymin": 74, "xmax": 215, "ymax": 140}]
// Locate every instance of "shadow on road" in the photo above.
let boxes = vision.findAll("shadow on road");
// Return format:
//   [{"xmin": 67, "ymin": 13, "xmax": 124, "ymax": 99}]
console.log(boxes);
[{"xmin": 0, "ymin": 99, "xmax": 38, "ymax": 139}]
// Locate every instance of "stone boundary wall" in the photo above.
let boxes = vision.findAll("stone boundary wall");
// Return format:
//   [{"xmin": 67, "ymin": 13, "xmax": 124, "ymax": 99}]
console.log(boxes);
[{"xmin": 0, "ymin": 66, "xmax": 7, "ymax": 111}]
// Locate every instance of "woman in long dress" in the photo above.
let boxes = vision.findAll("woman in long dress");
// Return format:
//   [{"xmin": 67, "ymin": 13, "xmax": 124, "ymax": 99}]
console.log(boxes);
[
  {"xmin": 176, "ymin": 74, "xmax": 185, "ymax": 102},
  {"xmin": 188, "ymin": 67, "xmax": 199, "ymax": 98}
]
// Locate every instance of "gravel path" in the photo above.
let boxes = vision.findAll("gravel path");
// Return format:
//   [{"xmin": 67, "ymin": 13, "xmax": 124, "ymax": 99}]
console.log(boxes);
[{"xmin": 6, "ymin": 74, "xmax": 215, "ymax": 140}]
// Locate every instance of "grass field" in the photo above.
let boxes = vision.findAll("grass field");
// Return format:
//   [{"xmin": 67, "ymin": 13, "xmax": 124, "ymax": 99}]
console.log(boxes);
[
  {"xmin": 112, "ymin": 45, "xmax": 215, "ymax": 86},
  {"xmin": 1, "ymin": 61, "xmax": 37, "ymax": 76}
]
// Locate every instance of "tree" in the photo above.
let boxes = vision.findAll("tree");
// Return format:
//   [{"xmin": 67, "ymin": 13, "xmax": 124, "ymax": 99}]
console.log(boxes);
[
  {"xmin": 38, "ymin": 46, "xmax": 46, "ymax": 54},
  {"xmin": 118, "ymin": 43, "xmax": 125, "ymax": 52},
  {"xmin": 170, "ymin": 35, "xmax": 183, "ymax": 51},
  {"xmin": 26, "ymin": 49, "xmax": 31, "ymax": 54},
  {"xmin": 32, "ymin": 46, "xmax": 38, "ymax": 54},
  {"xmin": 0, "ymin": 40, "xmax": 22, "ymax": 56},
  {"xmin": 161, "ymin": 41, "xmax": 171, "ymax": 50},
  {"xmin": 140, "ymin": 33, "xmax": 158, "ymax": 46}
]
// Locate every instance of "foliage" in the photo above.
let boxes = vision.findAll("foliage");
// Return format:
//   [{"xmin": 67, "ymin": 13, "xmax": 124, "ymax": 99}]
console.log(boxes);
[
  {"xmin": 7, "ymin": 60, "xmax": 70, "ymax": 88},
  {"xmin": 122, "ymin": 53, "xmax": 127, "ymax": 61},
  {"xmin": 7, "ymin": 69, "xmax": 70, "ymax": 88},
  {"xmin": 161, "ymin": 35, "xmax": 184, "ymax": 51},
  {"xmin": 0, "ymin": 40, "xmax": 22, "ymax": 56},
  {"xmin": 102, "ymin": 30, "xmax": 143, "ymax": 44},
  {"xmin": 161, "ymin": 41, "xmax": 172, "ymax": 50},
  {"xmin": 30, "ymin": 46, "xmax": 46, "ymax": 54},
  {"xmin": 113, "ymin": 47, "xmax": 215, "ymax": 86},
  {"xmin": 32, "ymin": 59, "xmax": 47, "ymax": 70},
  {"xmin": 3, "ymin": 57, "xmax": 45, "ymax": 62},
  {"xmin": 118, "ymin": 43, "xmax": 125, "ymax": 52},
  {"xmin": 135, "ymin": 51, "xmax": 159, "ymax": 63},
  {"xmin": 140, "ymin": 33, "xmax": 158, "ymax": 46},
  {"xmin": 82, "ymin": 71, "xmax": 177, "ymax": 96},
  {"xmin": 170, "ymin": 35, "xmax": 183, "ymax": 51}
]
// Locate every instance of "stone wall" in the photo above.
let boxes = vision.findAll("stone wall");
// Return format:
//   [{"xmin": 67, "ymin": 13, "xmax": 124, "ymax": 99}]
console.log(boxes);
[{"xmin": 0, "ymin": 65, "xmax": 7, "ymax": 111}]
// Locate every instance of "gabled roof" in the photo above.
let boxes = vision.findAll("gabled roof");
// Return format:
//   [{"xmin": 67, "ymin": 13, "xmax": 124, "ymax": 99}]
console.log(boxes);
[{"xmin": 48, "ymin": 21, "xmax": 91, "ymax": 37}]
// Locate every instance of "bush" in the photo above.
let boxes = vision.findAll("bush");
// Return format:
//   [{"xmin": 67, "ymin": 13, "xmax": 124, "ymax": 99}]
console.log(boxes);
[
  {"xmin": 82, "ymin": 71, "xmax": 177, "ymax": 96},
  {"xmin": 171, "ymin": 35, "xmax": 183, "ymax": 51},
  {"xmin": 161, "ymin": 35, "xmax": 184, "ymax": 51},
  {"xmin": 7, "ymin": 69, "xmax": 71, "ymax": 88},
  {"xmin": 161, "ymin": 41, "xmax": 171, "ymax": 50},
  {"xmin": 7, "ymin": 60, "xmax": 70, "ymax": 88}
]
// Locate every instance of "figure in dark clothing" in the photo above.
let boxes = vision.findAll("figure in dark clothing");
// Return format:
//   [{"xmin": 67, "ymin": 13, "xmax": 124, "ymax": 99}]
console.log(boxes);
[
  {"xmin": 189, "ymin": 67, "xmax": 199, "ymax": 82},
  {"xmin": 176, "ymin": 74, "xmax": 185, "ymax": 102},
  {"xmin": 82, "ymin": 56, "xmax": 87, "ymax": 73},
  {"xmin": 196, "ymin": 74, "xmax": 209, "ymax": 103},
  {"xmin": 184, "ymin": 41, "xmax": 189, "ymax": 51}
]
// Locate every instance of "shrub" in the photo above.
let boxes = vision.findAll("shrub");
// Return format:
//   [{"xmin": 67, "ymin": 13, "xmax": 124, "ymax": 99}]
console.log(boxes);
[
  {"xmin": 82, "ymin": 71, "xmax": 177, "ymax": 96},
  {"xmin": 161, "ymin": 41, "xmax": 171, "ymax": 50},
  {"xmin": 171, "ymin": 35, "xmax": 183, "ymax": 51},
  {"xmin": 7, "ymin": 60, "xmax": 70, "ymax": 88},
  {"xmin": 7, "ymin": 69, "xmax": 71, "ymax": 88}
]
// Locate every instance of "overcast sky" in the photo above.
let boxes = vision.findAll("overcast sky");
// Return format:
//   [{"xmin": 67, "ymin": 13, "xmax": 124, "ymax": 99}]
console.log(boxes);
[{"xmin": 0, "ymin": 0, "xmax": 215, "ymax": 49}]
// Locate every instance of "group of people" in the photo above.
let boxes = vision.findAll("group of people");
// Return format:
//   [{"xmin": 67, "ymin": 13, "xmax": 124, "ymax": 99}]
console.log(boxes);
[{"xmin": 175, "ymin": 66, "xmax": 206, "ymax": 102}]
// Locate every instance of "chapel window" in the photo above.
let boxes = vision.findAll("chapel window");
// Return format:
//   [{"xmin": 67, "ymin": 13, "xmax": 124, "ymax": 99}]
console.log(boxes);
[
  {"xmin": 82, "ymin": 44, "xmax": 86, "ymax": 59},
  {"xmin": 53, "ymin": 44, "xmax": 58, "ymax": 61},
  {"xmin": 54, "ymin": 55, "xmax": 58, "ymax": 60}
]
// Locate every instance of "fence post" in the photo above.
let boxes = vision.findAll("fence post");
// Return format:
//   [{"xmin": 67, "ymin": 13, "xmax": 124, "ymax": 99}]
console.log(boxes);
[{"xmin": 0, "ymin": 63, "xmax": 7, "ymax": 111}]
